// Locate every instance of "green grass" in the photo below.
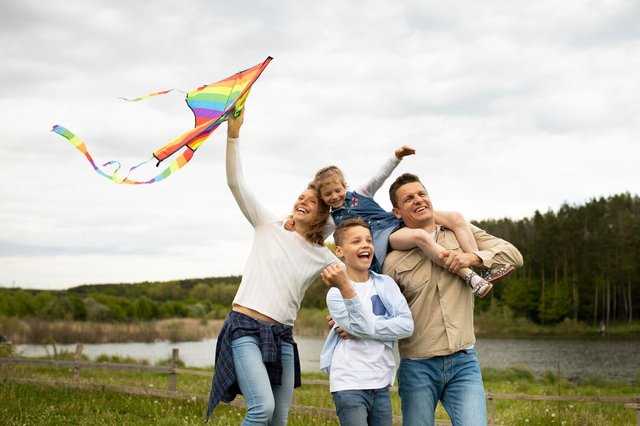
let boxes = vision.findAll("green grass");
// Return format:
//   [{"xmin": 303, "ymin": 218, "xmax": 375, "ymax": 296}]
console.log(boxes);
[{"xmin": 1, "ymin": 354, "xmax": 639, "ymax": 425}]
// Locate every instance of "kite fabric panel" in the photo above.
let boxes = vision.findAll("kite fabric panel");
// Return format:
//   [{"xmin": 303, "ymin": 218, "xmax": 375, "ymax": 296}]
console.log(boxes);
[{"xmin": 52, "ymin": 56, "xmax": 273, "ymax": 185}]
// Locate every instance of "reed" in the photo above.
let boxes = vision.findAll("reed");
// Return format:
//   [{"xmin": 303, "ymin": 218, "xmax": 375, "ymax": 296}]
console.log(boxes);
[{"xmin": 0, "ymin": 318, "xmax": 224, "ymax": 344}]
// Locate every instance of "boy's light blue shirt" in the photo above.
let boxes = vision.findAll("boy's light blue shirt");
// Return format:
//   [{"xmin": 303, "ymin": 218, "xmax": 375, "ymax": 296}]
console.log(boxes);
[{"xmin": 320, "ymin": 270, "xmax": 414, "ymax": 374}]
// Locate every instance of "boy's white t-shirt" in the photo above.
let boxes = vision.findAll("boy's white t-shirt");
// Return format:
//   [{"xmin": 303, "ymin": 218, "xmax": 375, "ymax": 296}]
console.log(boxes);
[{"xmin": 329, "ymin": 278, "xmax": 397, "ymax": 392}]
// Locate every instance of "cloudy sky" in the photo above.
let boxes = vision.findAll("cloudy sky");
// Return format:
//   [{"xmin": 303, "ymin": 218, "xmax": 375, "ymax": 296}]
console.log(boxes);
[{"xmin": 1, "ymin": 0, "xmax": 639, "ymax": 290}]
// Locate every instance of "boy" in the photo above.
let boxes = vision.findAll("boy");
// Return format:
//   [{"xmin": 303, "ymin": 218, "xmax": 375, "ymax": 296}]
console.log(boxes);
[{"xmin": 319, "ymin": 218, "xmax": 414, "ymax": 426}]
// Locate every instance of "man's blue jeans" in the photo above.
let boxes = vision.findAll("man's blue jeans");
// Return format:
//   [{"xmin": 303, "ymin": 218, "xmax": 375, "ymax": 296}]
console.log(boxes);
[
  {"xmin": 398, "ymin": 349, "xmax": 487, "ymax": 426},
  {"xmin": 231, "ymin": 335, "xmax": 294, "ymax": 426},
  {"xmin": 331, "ymin": 387, "xmax": 393, "ymax": 426}
]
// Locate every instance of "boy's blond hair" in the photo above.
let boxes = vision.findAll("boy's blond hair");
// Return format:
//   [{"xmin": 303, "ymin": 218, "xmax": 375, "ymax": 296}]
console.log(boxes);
[{"xmin": 313, "ymin": 165, "xmax": 347, "ymax": 195}]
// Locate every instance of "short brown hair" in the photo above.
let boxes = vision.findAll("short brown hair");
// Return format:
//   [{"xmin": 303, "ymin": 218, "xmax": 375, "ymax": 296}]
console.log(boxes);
[
  {"xmin": 389, "ymin": 173, "xmax": 424, "ymax": 208},
  {"xmin": 333, "ymin": 217, "xmax": 371, "ymax": 247}
]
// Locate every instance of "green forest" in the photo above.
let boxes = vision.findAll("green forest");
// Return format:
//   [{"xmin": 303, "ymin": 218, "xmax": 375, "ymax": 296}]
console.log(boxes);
[{"xmin": 1, "ymin": 192, "xmax": 639, "ymax": 328}]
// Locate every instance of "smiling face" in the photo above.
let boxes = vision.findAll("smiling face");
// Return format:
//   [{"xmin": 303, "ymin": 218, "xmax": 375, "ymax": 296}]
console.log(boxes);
[
  {"xmin": 319, "ymin": 180, "xmax": 347, "ymax": 209},
  {"xmin": 292, "ymin": 188, "xmax": 322, "ymax": 226},
  {"xmin": 391, "ymin": 181, "xmax": 435, "ymax": 230},
  {"xmin": 334, "ymin": 220, "xmax": 374, "ymax": 273},
  {"xmin": 314, "ymin": 166, "xmax": 348, "ymax": 210}
]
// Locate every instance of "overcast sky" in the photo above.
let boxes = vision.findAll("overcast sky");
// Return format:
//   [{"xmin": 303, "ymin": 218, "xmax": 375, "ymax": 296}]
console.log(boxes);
[{"xmin": 1, "ymin": 0, "xmax": 639, "ymax": 290}]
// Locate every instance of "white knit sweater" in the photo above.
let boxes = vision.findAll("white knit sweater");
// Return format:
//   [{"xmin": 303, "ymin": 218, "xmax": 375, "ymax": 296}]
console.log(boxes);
[{"xmin": 226, "ymin": 137, "xmax": 340, "ymax": 326}]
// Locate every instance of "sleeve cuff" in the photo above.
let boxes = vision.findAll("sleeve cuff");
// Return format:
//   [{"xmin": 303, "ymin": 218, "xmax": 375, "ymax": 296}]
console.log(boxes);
[
  {"xmin": 343, "ymin": 294, "xmax": 362, "ymax": 310},
  {"xmin": 474, "ymin": 250, "xmax": 494, "ymax": 268}
]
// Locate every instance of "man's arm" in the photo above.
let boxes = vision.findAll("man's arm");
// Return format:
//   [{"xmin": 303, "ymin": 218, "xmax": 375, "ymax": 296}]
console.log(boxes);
[
  {"xmin": 469, "ymin": 224, "xmax": 524, "ymax": 268},
  {"xmin": 437, "ymin": 223, "xmax": 523, "ymax": 273}
]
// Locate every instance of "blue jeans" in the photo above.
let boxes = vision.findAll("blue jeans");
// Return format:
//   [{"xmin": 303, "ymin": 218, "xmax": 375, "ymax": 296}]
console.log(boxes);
[
  {"xmin": 332, "ymin": 387, "xmax": 393, "ymax": 426},
  {"xmin": 231, "ymin": 335, "xmax": 294, "ymax": 426},
  {"xmin": 398, "ymin": 349, "xmax": 486, "ymax": 426}
]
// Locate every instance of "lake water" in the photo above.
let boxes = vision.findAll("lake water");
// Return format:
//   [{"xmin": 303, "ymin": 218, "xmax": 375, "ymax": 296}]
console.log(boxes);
[{"xmin": 16, "ymin": 336, "xmax": 640, "ymax": 382}]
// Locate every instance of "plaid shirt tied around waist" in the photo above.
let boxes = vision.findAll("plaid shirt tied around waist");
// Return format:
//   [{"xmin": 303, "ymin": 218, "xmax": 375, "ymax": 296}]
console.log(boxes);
[{"xmin": 206, "ymin": 310, "xmax": 301, "ymax": 421}]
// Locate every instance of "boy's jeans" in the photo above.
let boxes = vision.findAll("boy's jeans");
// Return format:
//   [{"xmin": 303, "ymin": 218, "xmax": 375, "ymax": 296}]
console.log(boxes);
[
  {"xmin": 398, "ymin": 348, "xmax": 487, "ymax": 426},
  {"xmin": 231, "ymin": 335, "xmax": 294, "ymax": 426},
  {"xmin": 332, "ymin": 387, "xmax": 393, "ymax": 426}
]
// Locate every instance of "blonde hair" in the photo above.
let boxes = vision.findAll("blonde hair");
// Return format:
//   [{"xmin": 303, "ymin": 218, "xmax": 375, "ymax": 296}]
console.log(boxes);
[
  {"xmin": 303, "ymin": 182, "xmax": 330, "ymax": 246},
  {"xmin": 313, "ymin": 165, "xmax": 347, "ymax": 195}
]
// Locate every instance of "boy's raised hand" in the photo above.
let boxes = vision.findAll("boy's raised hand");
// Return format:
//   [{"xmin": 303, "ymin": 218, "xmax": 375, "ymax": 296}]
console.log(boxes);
[
  {"xmin": 321, "ymin": 264, "xmax": 356, "ymax": 299},
  {"xmin": 321, "ymin": 264, "xmax": 349, "ymax": 288},
  {"xmin": 395, "ymin": 145, "xmax": 416, "ymax": 160}
]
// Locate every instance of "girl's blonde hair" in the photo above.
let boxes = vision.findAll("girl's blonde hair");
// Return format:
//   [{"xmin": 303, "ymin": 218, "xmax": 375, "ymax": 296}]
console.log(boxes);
[
  {"xmin": 303, "ymin": 182, "xmax": 330, "ymax": 246},
  {"xmin": 313, "ymin": 165, "xmax": 347, "ymax": 195}
]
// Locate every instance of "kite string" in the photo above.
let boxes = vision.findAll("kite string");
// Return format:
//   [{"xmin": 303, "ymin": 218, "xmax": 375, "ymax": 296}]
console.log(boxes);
[{"xmin": 119, "ymin": 89, "xmax": 188, "ymax": 103}]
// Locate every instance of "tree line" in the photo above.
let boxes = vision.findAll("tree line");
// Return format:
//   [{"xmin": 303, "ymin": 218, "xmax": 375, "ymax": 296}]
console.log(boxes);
[
  {"xmin": 1, "ymin": 192, "xmax": 638, "ymax": 326},
  {"xmin": 0, "ymin": 274, "xmax": 330, "ymax": 323},
  {"xmin": 475, "ymin": 192, "xmax": 639, "ymax": 326}
]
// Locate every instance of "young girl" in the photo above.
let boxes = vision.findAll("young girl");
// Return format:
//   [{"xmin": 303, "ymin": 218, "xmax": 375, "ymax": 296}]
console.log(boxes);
[
  {"xmin": 206, "ymin": 109, "xmax": 341, "ymax": 425},
  {"xmin": 312, "ymin": 146, "xmax": 513, "ymax": 297}
]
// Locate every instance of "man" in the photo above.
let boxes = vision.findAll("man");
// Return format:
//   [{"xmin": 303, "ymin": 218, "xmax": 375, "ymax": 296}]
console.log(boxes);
[{"xmin": 382, "ymin": 173, "xmax": 523, "ymax": 426}]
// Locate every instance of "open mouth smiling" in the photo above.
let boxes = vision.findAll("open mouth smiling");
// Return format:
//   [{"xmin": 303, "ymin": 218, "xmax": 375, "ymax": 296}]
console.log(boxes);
[{"xmin": 357, "ymin": 251, "xmax": 371, "ymax": 260}]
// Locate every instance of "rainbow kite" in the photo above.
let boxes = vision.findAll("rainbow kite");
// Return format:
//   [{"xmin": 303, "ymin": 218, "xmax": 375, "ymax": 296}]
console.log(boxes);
[{"xmin": 52, "ymin": 57, "xmax": 272, "ymax": 184}]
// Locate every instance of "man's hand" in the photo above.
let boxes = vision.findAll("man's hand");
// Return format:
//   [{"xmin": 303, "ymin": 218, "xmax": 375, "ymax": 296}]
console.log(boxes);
[
  {"xmin": 438, "ymin": 250, "xmax": 482, "ymax": 273},
  {"xmin": 227, "ymin": 107, "xmax": 244, "ymax": 138},
  {"xmin": 395, "ymin": 145, "xmax": 416, "ymax": 160}
]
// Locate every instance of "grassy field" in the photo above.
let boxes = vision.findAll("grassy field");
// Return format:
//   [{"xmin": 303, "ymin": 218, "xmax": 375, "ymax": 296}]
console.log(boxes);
[{"xmin": 1, "ymin": 347, "xmax": 639, "ymax": 426}]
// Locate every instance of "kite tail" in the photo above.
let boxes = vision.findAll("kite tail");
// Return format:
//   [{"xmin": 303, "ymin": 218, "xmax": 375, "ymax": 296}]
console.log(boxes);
[
  {"xmin": 54, "ymin": 57, "xmax": 272, "ymax": 184},
  {"xmin": 51, "ymin": 125, "xmax": 192, "ymax": 185}
]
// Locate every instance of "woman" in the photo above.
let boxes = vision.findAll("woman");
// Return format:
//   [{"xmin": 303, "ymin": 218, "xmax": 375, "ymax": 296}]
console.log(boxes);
[{"xmin": 206, "ymin": 109, "xmax": 341, "ymax": 425}]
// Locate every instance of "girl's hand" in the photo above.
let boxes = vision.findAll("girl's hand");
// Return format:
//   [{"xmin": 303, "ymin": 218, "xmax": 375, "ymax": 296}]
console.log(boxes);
[
  {"xmin": 284, "ymin": 217, "xmax": 296, "ymax": 232},
  {"xmin": 395, "ymin": 145, "xmax": 416, "ymax": 159}
]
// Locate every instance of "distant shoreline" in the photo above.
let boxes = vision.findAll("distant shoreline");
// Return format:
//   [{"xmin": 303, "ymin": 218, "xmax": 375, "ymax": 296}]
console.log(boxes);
[{"xmin": 2, "ymin": 316, "xmax": 639, "ymax": 345}]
